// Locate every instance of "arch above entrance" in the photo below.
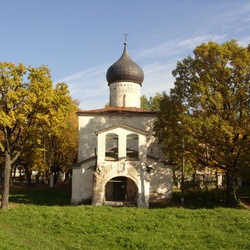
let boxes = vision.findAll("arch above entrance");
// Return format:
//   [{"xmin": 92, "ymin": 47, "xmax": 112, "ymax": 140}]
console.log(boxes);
[
  {"xmin": 105, "ymin": 176, "xmax": 138, "ymax": 205},
  {"xmin": 92, "ymin": 163, "xmax": 150, "ymax": 208}
]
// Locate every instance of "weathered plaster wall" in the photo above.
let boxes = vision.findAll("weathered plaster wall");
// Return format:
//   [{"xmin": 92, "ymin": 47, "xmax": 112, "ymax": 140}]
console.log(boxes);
[
  {"xmin": 148, "ymin": 159, "xmax": 173, "ymax": 201},
  {"xmin": 96, "ymin": 126, "xmax": 147, "ymax": 162},
  {"xmin": 77, "ymin": 114, "xmax": 159, "ymax": 162},
  {"xmin": 92, "ymin": 161, "xmax": 150, "ymax": 208},
  {"xmin": 91, "ymin": 126, "xmax": 149, "ymax": 207},
  {"xmin": 72, "ymin": 112, "xmax": 173, "ymax": 206},
  {"xmin": 109, "ymin": 81, "xmax": 141, "ymax": 107},
  {"xmin": 71, "ymin": 159, "xmax": 95, "ymax": 204}
]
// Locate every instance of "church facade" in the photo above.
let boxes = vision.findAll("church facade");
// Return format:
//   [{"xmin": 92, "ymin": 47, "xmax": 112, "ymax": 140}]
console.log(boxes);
[{"xmin": 71, "ymin": 41, "xmax": 173, "ymax": 208}]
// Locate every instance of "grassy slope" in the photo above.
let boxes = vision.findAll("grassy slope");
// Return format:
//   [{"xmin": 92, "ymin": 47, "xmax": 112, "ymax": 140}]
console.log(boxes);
[{"xmin": 0, "ymin": 185, "xmax": 249, "ymax": 250}]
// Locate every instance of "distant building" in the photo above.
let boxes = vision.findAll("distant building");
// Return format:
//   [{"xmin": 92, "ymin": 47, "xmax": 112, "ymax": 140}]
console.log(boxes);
[{"xmin": 71, "ymin": 41, "xmax": 173, "ymax": 208}]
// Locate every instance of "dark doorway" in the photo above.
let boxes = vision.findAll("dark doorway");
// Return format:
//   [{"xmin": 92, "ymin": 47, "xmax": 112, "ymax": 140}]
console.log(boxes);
[
  {"xmin": 105, "ymin": 176, "xmax": 137, "ymax": 203},
  {"xmin": 113, "ymin": 177, "xmax": 127, "ymax": 200}
]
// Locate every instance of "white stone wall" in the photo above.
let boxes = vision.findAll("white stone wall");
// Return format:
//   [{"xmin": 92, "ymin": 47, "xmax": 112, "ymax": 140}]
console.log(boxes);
[
  {"xmin": 96, "ymin": 126, "xmax": 147, "ymax": 162},
  {"xmin": 109, "ymin": 81, "xmax": 141, "ymax": 107},
  {"xmin": 72, "ymin": 112, "xmax": 173, "ymax": 206},
  {"xmin": 71, "ymin": 159, "xmax": 95, "ymax": 204},
  {"xmin": 77, "ymin": 113, "xmax": 158, "ymax": 162},
  {"xmin": 92, "ymin": 161, "xmax": 150, "ymax": 208},
  {"xmin": 91, "ymin": 125, "xmax": 149, "ymax": 207},
  {"xmin": 148, "ymin": 159, "xmax": 173, "ymax": 201}
]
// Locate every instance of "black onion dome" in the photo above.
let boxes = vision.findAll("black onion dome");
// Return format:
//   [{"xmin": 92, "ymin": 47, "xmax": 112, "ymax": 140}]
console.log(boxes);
[{"xmin": 106, "ymin": 43, "xmax": 144, "ymax": 85}]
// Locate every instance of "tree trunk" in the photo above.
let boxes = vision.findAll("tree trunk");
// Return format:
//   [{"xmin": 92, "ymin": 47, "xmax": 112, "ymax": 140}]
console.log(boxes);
[
  {"xmin": 226, "ymin": 171, "xmax": 237, "ymax": 207},
  {"xmin": 24, "ymin": 165, "xmax": 32, "ymax": 188},
  {"xmin": 1, "ymin": 152, "xmax": 11, "ymax": 209}
]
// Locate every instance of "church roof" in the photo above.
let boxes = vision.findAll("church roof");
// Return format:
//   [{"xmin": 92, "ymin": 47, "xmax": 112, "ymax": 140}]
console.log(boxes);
[
  {"xmin": 76, "ymin": 106, "xmax": 157, "ymax": 115},
  {"xmin": 95, "ymin": 124, "xmax": 149, "ymax": 136},
  {"xmin": 106, "ymin": 42, "xmax": 144, "ymax": 85}
]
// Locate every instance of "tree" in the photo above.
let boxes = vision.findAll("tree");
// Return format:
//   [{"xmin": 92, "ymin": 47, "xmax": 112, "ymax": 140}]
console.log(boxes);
[
  {"xmin": 140, "ymin": 93, "xmax": 163, "ymax": 111},
  {"xmin": 37, "ymin": 99, "xmax": 78, "ymax": 184},
  {"xmin": 16, "ymin": 98, "xmax": 78, "ymax": 187},
  {"xmin": 155, "ymin": 40, "xmax": 250, "ymax": 207},
  {"xmin": 0, "ymin": 62, "xmax": 74, "ymax": 209}
]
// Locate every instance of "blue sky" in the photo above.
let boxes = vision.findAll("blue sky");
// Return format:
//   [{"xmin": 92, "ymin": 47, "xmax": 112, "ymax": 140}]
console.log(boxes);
[{"xmin": 1, "ymin": 0, "xmax": 250, "ymax": 109}]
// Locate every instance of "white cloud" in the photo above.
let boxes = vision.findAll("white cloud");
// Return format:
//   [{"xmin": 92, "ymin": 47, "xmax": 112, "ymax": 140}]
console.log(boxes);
[
  {"xmin": 141, "ymin": 61, "xmax": 175, "ymax": 98},
  {"xmin": 56, "ymin": 64, "xmax": 110, "ymax": 110},
  {"xmin": 58, "ymin": 64, "xmax": 107, "ymax": 83},
  {"xmin": 238, "ymin": 37, "xmax": 250, "ymax": 46},
  {"xmin": 136, "ymin": 34, "xmax": 227, "ymax": 62},
  {"xmin": 135, "ymin": 34, "xmax": 227, "ymax": 99},
  {"xmin": 177, "ymin": 34, "xmax": 226, "ymax": 49}
]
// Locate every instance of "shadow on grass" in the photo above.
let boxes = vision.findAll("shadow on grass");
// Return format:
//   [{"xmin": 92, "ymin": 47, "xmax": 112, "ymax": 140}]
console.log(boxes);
[
  {"xmin": 8, "ymin": 183, "xmax": 71, "ymax": 206},
  {"xmin": 149, "ymin": 189, "xmax": 227, "ymax": 209},
  {"xmin": 173, "ymin": 189, "xmax": 227, "ymax": 209},
  {"xmin": 6, "ymin": 183, "xmax": 250, "ymax": 209},
  {"xmin": 150, "ymin": 186, "xmax": 250, "ymax": 209}
]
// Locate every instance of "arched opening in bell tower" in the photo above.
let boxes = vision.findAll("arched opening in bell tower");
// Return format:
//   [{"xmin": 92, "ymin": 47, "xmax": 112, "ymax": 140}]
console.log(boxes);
[
  {"xmin": 126, "ymin": 133, "xmax": 139, "ymax": 161},
  {"xmin": 105, "ymin": 133, "xmax": 118, "ymax": 161}
]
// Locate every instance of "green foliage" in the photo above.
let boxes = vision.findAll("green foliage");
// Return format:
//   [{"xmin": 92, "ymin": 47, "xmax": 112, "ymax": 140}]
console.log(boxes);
[
  {"xmin": 155, "ymin": 40, "xmax": 250, "ymax": 206},
  {"xmin": 140, "ymin": 92, "xmax": 163, "ymax": 110},
  {"xmin": 154, "ymin": 92, "xmax": 186, "ymax": 166},
  {"xmin": 0, "ymin": 186, "xmax": 249, "ymax": 250},
  {"xmin": 0, "ymin": 62, "xmax": 77, "ymax": 208}
]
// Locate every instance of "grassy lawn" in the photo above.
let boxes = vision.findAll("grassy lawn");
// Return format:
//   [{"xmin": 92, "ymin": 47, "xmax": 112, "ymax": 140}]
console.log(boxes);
[{"xmin": 0, "ymin": 184, "xmax": 249, "ymax": 250}]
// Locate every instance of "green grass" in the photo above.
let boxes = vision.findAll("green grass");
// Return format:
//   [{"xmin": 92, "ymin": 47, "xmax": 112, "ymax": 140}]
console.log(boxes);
[{"xmin": 0, "ymin": 184, "xmax": 249, "ymax": 250}]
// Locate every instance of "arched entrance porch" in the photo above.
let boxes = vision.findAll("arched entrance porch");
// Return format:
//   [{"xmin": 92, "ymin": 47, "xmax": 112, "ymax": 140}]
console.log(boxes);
[{"xmin": 105, "ymin": 176, "xmax": 138, "ymax": 205}]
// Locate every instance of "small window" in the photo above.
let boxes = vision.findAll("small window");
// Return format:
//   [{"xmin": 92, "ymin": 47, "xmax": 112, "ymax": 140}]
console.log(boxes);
[
  {"xmin": 126, "ymin": 134, "xmax": 139, "ymax": 161},
  {"xmin": 105, "ymin": 133, "xmax": 118, "ymax": 161}
]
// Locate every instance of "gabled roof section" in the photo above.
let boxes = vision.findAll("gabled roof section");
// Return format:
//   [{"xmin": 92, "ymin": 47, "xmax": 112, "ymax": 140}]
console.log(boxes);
[
  {"xmin": 71, "ymin": 156, "xmax": 97, "ymax": 169},
  {"xmin": 95, "ymin": 124, "xmax": 149, "ymax": 136},
  {"xmin": 76, "ymin": 106, "xmax": 157, "ymax": 116}
]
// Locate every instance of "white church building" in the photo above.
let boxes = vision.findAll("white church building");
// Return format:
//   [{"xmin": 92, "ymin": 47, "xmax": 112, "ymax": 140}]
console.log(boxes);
[{"xmin": 71, "ymin": 41, "xmax": 173, "ymax": 208}]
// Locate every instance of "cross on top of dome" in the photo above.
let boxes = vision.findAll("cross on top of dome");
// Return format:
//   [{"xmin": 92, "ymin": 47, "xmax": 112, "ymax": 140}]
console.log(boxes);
[{"xmin": 124, "ymin": 33, "xmax": 128, "ymax": 45}]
